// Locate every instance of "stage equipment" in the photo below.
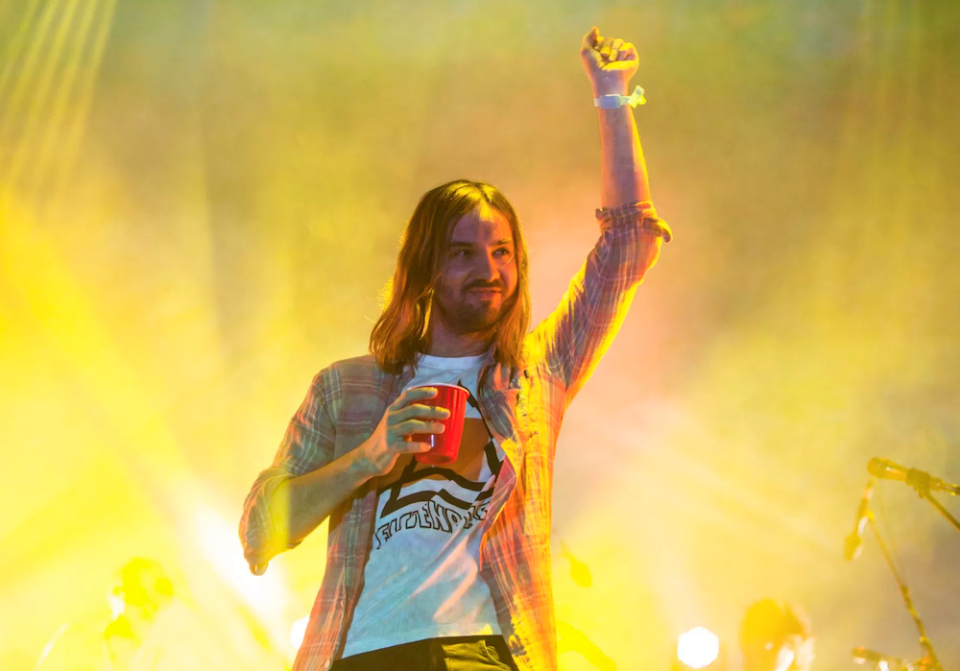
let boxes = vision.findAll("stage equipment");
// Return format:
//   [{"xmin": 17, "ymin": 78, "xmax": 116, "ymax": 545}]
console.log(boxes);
[
  {"xmin": 843, "ymin": 478, "xmax": 875, "ymax": 561},
  {"xmin": 676, "ymin": 627, "xmax": 720, "ymax": 670},
  {"xmin": 867, "ymin": 458, "xmax": 960, "ymax": 533},
  {"xmin": 852, "ymin": 646, "xmax": 913, "ymax": 671},
  {"xmin": 558, "ymin": 540, "xmax": 592, "ymax": 588},
  {"xmin": 844, "ymin": 457, "xmax": 960, "ymax": 671},
  {"xmin": 290, "ymin": 615, "xmax": 309, "ymax": 651}
]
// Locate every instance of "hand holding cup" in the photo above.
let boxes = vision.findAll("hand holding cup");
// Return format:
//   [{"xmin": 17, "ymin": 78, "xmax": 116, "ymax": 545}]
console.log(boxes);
[
  {"xmin": 356, "ymin": 387, "xmax": 451, "ymax": 477},
  {"xmin": 409, "ymin": 384, "xmax": 469, "ymax": 465}
]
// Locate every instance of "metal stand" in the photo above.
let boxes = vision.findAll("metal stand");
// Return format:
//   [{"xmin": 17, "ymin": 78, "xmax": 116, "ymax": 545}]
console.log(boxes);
[
  {"xmin": 866, "ymin": 513, "xmax": 943, "ymax": 671},
  {"xmin": 905, "ymin": 468, "xmax": 960, "ymax": 533}
]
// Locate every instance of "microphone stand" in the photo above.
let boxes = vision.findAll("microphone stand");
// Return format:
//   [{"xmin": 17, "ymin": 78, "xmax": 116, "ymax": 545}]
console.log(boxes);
[
  {"xmin": 865, "ymin": 511, "xmax": 943, "ymax": 671},
  {"xmin": 904, "ymin": 468, "xmax": 960, "ymax": 534}
]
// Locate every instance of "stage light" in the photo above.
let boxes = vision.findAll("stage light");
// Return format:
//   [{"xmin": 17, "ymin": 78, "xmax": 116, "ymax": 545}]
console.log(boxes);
[
  {"xmin": 290, "ymin": 615, "xmax": 309, "ymax": 650},
  {"xmin": 677, "ymin": 627, "xmax": 720, "ymax": 669},
  {"xmin": 192, "ymin": 503, "xmax": 289, "ymax": 616}
]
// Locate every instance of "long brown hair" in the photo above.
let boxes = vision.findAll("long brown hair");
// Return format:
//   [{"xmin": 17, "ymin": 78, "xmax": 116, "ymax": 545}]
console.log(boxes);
[{"xmin": 370, "ymin": 179, "xmax": 531, "ymax": 374}]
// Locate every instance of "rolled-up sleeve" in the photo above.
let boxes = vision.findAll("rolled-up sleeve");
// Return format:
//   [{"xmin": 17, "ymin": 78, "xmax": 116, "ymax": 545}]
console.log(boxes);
[
  {"xmin": 529, "ymin": 201, "xmax": 670, "ymax": 406},
  {"xmin": 239, "ymin": 368, "xmax": 338, "ymax": 566},
  {"xmin": 595, "ymin": 200, "xmax": 672, "ymax": 242}
]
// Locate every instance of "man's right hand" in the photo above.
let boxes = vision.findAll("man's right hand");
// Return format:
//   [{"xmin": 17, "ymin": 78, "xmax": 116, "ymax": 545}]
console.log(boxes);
[
  {"xmin": 355, "ymin": 386, "xmax": 450, "ymax": 477},
  {"xmin": 245, "ymin": 388, "xmax": 450, "ymax": 577}
]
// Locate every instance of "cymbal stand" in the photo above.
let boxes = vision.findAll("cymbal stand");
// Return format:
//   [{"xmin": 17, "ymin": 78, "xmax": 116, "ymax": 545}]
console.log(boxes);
[
  {"xmin": 904, "ymin": 468, "xmax": 960, "ymax": 534},
  {"xmin": 865, "ymin": 511, "xmax": 943, "ymax": 671}
]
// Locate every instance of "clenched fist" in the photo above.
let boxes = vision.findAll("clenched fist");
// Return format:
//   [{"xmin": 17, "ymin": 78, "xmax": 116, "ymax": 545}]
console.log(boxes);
[{"xmin": 580, "ymin": 27, "xmax": 639, "ymax": 97}]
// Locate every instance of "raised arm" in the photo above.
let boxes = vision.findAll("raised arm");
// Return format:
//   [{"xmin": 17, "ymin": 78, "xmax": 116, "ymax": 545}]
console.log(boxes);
[
  {"xmin": 581, "ymin": 26, "xmax": 650, "ymax": 209},
  {"xmin": 528, "ymin": 28, "xmax": 670, "ymax": 405}
]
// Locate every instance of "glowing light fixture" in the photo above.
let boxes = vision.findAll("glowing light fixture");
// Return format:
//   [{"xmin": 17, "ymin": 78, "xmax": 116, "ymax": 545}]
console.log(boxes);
[
  {"xmin": 192, "ymin": 503, "xmax": 289, "ymax": 616},
  {"xmin": 290, "ymin": 615, "xmax": 310, "ymax": 650},
  {"xmin": 677, "ymin": 627, "xmax": 720, "ymax": 669}
]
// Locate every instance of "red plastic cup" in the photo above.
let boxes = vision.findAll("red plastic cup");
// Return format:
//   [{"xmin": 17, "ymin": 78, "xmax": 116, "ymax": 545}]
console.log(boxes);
[{"xmin": 410, "ymin": 383, "xmax": 469, "ymax": 465}]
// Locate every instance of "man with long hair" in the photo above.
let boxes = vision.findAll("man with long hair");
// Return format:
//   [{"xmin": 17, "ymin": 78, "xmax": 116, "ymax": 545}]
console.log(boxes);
[{"xmin": 241, "ymin": 27, "xmax": 672, "ymax": 671}]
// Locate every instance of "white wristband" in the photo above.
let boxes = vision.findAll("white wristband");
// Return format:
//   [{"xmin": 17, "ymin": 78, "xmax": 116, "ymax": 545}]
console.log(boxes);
[{"xmin": 594, "ymin": 85, "xmax": 646, "ymax": 109}]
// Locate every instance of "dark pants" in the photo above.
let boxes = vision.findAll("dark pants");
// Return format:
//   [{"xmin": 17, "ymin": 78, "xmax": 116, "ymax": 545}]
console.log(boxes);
[{"xmin": 330, "ymin": 636, "xmax": 518, "ymax": 671}]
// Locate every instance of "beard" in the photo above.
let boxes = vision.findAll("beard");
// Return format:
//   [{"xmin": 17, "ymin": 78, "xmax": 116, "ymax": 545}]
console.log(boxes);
[{"xmin": 433, "ymin": 286, "xmax": 512, "ymax": 335}]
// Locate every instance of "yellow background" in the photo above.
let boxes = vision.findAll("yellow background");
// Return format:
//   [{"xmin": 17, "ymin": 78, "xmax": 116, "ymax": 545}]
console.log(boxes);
[{"xmin": 2, "ymin": 0, "xmax": 959, "ymax": 668}]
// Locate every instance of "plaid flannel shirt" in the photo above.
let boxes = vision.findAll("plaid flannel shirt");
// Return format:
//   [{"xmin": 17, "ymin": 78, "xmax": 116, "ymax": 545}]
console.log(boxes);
[{"xmin": 240, "ymin": 202, "xmax": 671, "ymax": 671}]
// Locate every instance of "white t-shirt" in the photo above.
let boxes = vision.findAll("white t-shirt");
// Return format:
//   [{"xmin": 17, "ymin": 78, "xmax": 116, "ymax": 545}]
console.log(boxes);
[{"xmin": 341, "ymin": 352, "xmax": 505, "ymax": 657}]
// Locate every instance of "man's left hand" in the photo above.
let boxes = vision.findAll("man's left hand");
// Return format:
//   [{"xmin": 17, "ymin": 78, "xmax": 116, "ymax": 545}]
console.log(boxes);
[{"xmin": 580, "ymin": 27, "xmax": 639, "ymax": 97}]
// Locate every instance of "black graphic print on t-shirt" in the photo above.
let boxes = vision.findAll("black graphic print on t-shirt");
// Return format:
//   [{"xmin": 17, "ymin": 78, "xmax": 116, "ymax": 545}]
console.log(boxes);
[{"xmin": 372, "ymin": 382, "xmax": 502, "ymax": 550}]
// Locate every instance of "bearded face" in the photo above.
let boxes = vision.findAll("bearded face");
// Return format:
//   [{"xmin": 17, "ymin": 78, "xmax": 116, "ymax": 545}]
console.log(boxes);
[{"xmin": 431, "ymin": 206, "xmax": 518, "ymax": 337}]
